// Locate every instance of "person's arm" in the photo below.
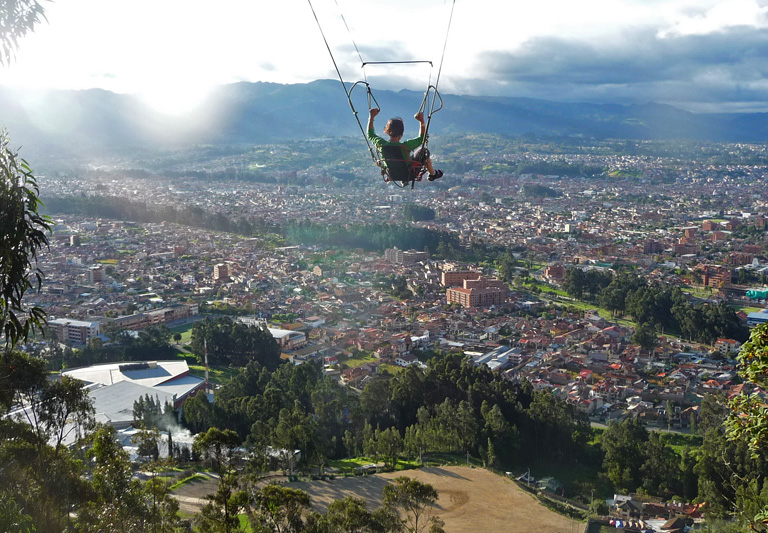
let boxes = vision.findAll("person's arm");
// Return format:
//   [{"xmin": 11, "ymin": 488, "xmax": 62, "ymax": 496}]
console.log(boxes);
[
  {"xmin": 368, "ymin": 108, "xmax": 379, "ymax": 133},
  {"xmin": 415, "ymin": 111, "xmax": 426, "ymax": 138}
]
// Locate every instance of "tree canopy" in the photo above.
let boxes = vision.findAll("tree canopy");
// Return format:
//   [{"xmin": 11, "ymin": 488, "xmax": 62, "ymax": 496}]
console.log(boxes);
[
  {"xmin": 190, "ymin": 316, "xmax": 282, "ymax": 369},
  {"xmin": 0, "ymin": 131, "xmax": 51, "ymax": 350}
]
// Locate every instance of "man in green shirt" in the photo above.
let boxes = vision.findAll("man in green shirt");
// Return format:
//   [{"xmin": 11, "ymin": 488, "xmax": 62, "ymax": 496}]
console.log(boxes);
[{"xmin": 367, "ymin": 108, "xmax": 443, "ymax": 182}]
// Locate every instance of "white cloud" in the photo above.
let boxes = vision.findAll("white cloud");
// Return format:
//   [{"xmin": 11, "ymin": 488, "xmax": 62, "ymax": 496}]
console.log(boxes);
[
  {"xmin": 2, "ymin": 0, "xmax": 768, "ymax": 111},
  {"xmin": 660, "ymin": 0, "xmax": 768, "ymax": 37}
]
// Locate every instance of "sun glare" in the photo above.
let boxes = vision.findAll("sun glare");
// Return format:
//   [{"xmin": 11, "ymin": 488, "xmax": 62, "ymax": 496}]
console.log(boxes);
[{"xmin": 137, "ymin": 82, "xmax": 213, "ymax": 117}]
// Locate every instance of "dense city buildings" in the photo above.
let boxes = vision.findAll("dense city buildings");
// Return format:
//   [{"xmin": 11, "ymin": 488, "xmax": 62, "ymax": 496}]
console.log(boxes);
[
  {"xmin": 10, "ymin": 135, "xmax": 768, "ymax": 530},
  {"xmin": 16, "ymin": 137, "xmax": 765, "ymax": 443}
]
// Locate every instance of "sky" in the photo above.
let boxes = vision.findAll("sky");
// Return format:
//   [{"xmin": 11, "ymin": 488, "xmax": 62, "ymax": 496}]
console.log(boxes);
[{"xmin": 3, "ymin": 0, "xmax": 768, "ymax": 114}]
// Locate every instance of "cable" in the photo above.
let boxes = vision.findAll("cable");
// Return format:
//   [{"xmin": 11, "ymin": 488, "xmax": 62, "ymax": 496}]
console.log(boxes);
[
  {"xmin": 422, "ymin": 0, "xmax": 456, "ymax": 152},
  {"xmin": 307, "ymin": 0, "xmax": 458, "ymax": 185},
  {"xmin": 306, "ymin": 0, "xmax": 348, "ymax": 98},
  {"xmin": 433, "ymin": 0, "xmax": 456, "ymax": 95},
  {"xmin": 333, "ymin": 0, "xmax": 368, "ymax": 83},
  {"xmin": 307, "ymin": 0, "xmax": 379, "ymax": 162}
]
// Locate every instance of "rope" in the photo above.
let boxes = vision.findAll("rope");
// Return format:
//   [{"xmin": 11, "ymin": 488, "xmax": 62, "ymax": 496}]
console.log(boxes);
[
  {"xmin": 333, "ymin": 0, "xmax": 368, "ymax": 83},
  {"xmin": 306, "ymin": 0, "xmax": 379, "ymax": 162},
  {"xmin": 421, "ymin": 0, "xmax": 456, "ymax": 153},
  {"xmin": 308, "ymin": 0, "xmax": 457, "ymax": 182},
  {"xmin": 434, "ymin": 0, "xmax": 456, "ymax": 97}
]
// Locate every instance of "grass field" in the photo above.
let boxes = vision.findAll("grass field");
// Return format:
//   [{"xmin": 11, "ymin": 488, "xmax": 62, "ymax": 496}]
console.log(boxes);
[
  {"xmin": 169, "ymin": 350, "xmax": 241, "ymax": 386},
  {"xmin": 344, "ymin": 351, "xmax": 378, "ymax": 368},
  {"xmin": 659, "ymin": 431, "xmax": 703, "ymax": 454},
  {"xmin": 188, "ymin": 364, "xmax": 241, "ymax": 385},
  {"xmin": 328, "ymin": 456, "xmax": 421, "ymax": 474},
  {"xmin": 379, "ymin": 363, "xmax": 404, "ymax": 374},
  {"xmin": 529, "ymin": 459, "xmax": 600, "ymax": 488},
  {"xmin": 549, "ymin": 298, "xmax": 636, "ymax": 327},
  {"xmin": 169, "ymin": 473, "xmax": 208, "ymax": 491},
  {"xmin": 168, "ymin": 322, "xmax": 195, "ymax": 344},
  {"xmin": 730, "ymin": 304, "xmax": 764, "ymax": 314}
]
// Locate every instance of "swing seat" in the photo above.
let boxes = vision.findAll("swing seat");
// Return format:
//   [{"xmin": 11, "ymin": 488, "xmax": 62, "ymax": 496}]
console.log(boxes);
[{"xmin": 379, "ymin": 144, "xmax": 427, "ymax": 184}]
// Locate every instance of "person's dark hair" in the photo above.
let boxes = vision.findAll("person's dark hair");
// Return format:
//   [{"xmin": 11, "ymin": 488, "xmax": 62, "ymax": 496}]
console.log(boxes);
[{"xmin": 384, "ymin": 117, "xmax": 404, "ymax": 138}]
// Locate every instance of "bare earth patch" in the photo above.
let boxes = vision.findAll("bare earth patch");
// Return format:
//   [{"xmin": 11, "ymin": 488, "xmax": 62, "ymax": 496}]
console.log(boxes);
[
  {"xmin": 293, "ymin": 466, "xmax": 582, "ymax": 533},
  {"xmin": 170, "ymin": 475, "xmax": 219, "ymax": 515}
]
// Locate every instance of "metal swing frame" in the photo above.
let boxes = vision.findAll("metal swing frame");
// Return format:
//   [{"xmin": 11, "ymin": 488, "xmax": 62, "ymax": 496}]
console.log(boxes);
[{"xmin": 307, "ymin": 0, "xmax": 455, "ymax": 189}]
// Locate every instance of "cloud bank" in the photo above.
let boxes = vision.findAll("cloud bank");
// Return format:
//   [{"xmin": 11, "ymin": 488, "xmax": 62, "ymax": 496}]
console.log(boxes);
[{"xmin": 449, "ymin": 2, "xmax": 768, "ymax": 112}]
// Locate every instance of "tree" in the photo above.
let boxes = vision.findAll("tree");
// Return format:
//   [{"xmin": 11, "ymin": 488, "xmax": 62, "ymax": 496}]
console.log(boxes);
[
  {"xmin": 0, "ymin": 491, "xmax": 35, "ymax": 533},
  {"xmin": 727, "ymin": 323, "xmax": 768, "ymax": 528},
  {"xmin": 78, "ymin": 425, "xmax": 180, "ymax": 532},
  {"xmin": 0, "ymin": 0, "xmax": 47, "ymax": 65},
  {"xmin": 182, "ymin": 389, "xmax": 217, "ymax": 434},
  {"xmin": 198, "ymin": 483, "xmax": 248, "ymax": 533},
  {"xmin": 481, "ymin": 402, "xmax": 519, "ymax": 464},
  {"xmin": 249, "ymin": 484, "xmax": 311, "ymax": 533},
  {"xmin": 640, "ymin": 432, "xmax": 680, "ymax": 497},
  {"xmin": 390, "ymin": 366, "xmax": 426, "ymax": 431},
  {"xmin": 454, "ymin": 400, "xmax": 478, "ymax": 455},
  {"xmin": 194, "ymin": 427, "xmax": 245, "ymax": 532},
  {"xmin": 0, "ymin": 353, "xmax": 94, "ymax": 532},
  {"xmin": 133, "ymin": 393, "xmax": 175, "ymax": 431},
  {"xmin": 402, "ymin": 204, "xmax": 435, "ymax": 222},
  {"xmin": 143, "ymin": 476, "xmax": 182, "ymax": 533},
  {"xmin": 496, "ymin": 251, "xmax": 516, "ymax": 283},
  {"xmin": 273, "ymin": 404, "xmax": 313, "ymax": 474},
  {"xmin": 195, "ymin": 427, "xmax": 241, "ymax": 474},
  {"xmin": 1, "ymin": 1, "xmax": 50, "ymax": 351},
  {"xmin": 632, "ymin": 322, "xmax": 658, "ymax": 352},
  {"xmin": 135, "ymin": 427, "xmax": 161, "ymax": 462},
  {"xmin": 382, "ymin": 477, "xmax": 440, "ymax": 533},
  {"xmin": 376, "ymin": 427, "xmax": 403, "ymax": 471},
  {"xmin": 360, "ymin": 377, "xmax": 394, "ymax": 428},
  {"xmin": 728, "ymin": 324, "xmax": 768, "ymax": 456},
  {"xmin": 679, "ymin": 446, "xmax": 698, "ymax": 502},
  {"xmin": 0, "ymin": 131, "xmax": 51, "ymax": 350},
  {"xmin": 343, "ymin": 429, "xmax": 358, "ymax": 458},
  {"xmin": 485, "ymin": 437, "xmax": 497, "ymax": 469},
  {"xmin": 601, "ymin": 419, "xmax": 648, "ymax": 492},
  {"xmin": 526, "ymin": 389, "xmax": 586, "ymax": 462},
  {"xmin": 190, "ymin": 317, "xmax": 281, "ymax": 369},
  {"xmin": 319, "ymin": 496, "xmax": 401, "ymax": 533}
]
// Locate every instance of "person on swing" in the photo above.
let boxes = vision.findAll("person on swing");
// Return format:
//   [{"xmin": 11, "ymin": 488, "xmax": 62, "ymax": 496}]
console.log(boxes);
[{"xmin": 367, "ymin": 108, "xmax": 444, "ymax": 181}]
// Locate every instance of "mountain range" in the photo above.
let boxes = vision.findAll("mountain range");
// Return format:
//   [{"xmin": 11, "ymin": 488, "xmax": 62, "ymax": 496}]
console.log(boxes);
[{"xmin": 1, "ymin": 79, "xmax": 767, "ymax": 157}]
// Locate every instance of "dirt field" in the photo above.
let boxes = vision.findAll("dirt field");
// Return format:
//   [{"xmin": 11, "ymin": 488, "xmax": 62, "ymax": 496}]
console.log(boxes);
[
  {"xmin": 170, "ymin": 466, "xmax": 584, "ymax": 532},
  {"xmin": 292, "ymin": 466, "xmax": 584, "ymax": 533}
]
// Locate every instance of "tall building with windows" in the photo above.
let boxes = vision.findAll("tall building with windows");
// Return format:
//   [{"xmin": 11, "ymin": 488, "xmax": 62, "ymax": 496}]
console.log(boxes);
[
  {"xmin": 213, "ymin": 263, "xmax": 229, "ymax": 281},
  {"xmin": 441, "ymin": 270, "xmax": 482, "ymax": 287},
  {"xmin": 446, "ymin": 276, "xmax": 507, "ymax": 308},
  {"xmin": 384, "ymin": 247, "xmax": 429, "ymax": 264},
  {"xmin": 87, "ymin": 265, "xmax": 105, "ymax": 283},
  {"xmin": 49, "ymin": 318, "xmax": 101, "ymax": 344}
]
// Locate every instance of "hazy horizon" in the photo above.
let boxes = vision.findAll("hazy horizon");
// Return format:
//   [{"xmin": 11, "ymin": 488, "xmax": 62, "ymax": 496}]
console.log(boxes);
[{"xmin": 2, "ymin": 0, "xmax": 768, "ymax": 116}]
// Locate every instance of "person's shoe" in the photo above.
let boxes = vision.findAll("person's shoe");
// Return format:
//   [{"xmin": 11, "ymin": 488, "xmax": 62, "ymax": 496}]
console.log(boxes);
[{"xmin": 428, "ymin": 169, "xmax": 444, "ymax": 181}]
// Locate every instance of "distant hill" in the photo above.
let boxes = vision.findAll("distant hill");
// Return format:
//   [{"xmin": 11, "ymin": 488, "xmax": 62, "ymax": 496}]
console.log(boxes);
[{"xmin": 2, "ymin": 80, "xmax": 767, "ymax": 157}]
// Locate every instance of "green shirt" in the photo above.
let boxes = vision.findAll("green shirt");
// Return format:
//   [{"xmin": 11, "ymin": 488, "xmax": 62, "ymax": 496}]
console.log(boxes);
[{"xmin": 368, "ymin": 128, "xmax": 424, "ymax": 165}]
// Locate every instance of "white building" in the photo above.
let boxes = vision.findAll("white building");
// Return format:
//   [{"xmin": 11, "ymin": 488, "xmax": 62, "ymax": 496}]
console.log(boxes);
[
  {"xmin": 267, "ymin": 328, "xmax": 307, "ymax": 350},
  {"xmin": 48, "ymin": 318, "xmax": 101, "ymax": 344},
  {"xmin": 64, "ymin": 360, "xmax": 206, "ymax": 429}
]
